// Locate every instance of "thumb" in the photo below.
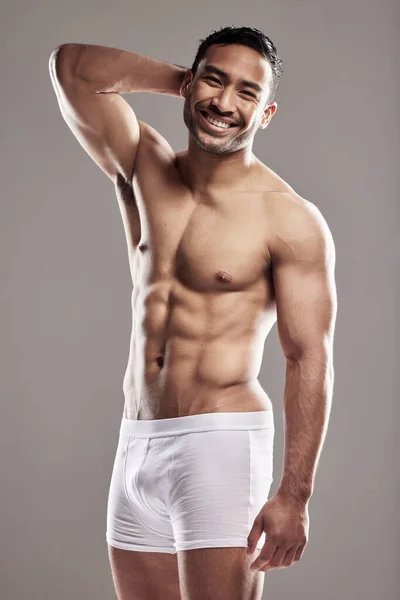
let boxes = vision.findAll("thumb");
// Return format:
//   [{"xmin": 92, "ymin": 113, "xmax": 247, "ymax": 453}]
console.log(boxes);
[{"xmin": 247, "ymin": 515, "xmax": 263, "ymax": 555}]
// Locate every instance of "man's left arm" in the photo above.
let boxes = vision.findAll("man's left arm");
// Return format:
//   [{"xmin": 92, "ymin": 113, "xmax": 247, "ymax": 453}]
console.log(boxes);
[
  {"xmin": 248, "ymin": 200, "xmax": 337, "ymax": 571},
  {"xmin": 273, "ymin": 202, "xmax": 337, "ymax": 504}
]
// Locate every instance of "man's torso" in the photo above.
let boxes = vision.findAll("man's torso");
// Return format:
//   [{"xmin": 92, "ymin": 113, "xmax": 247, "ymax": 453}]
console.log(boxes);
[{"xmin": 116, "ymin": 121, "xmax": 303, "ymax": 420}]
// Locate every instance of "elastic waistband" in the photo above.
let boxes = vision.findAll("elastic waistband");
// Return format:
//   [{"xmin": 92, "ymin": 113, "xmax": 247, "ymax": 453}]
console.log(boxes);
[{"xmin": 119, "ymin": 410, "xmax": 274, "ymax": 438}]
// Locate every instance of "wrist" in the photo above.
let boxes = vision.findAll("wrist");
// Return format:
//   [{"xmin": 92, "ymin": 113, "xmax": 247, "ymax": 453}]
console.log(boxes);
[{"xmin": 276, "ymin": 479, "xmax": 312, "ymax": 506}]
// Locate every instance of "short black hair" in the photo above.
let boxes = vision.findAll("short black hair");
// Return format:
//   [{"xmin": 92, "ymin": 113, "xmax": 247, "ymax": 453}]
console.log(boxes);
[{"xmin": 191, "ymin": 26, "xmax": 283, "ymax": 106}]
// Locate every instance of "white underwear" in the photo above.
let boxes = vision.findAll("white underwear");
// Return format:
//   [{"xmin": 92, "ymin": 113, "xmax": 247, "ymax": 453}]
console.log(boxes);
[{"xmin": 106, "ymin": 410, "xmax": 275, "ymax": 554}]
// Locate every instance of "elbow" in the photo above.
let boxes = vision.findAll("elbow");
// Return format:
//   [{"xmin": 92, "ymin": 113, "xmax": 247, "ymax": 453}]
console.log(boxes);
[
  {"xmin": 48, "ymin": 44, "xmax": 82, "ymax": 86},
  {"xmin": 284, "ymin": 345, "xmax": 331, "ymax": 365}
]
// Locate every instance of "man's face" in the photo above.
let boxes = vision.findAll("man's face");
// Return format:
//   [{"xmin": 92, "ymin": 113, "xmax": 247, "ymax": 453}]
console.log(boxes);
[{"xmin": 181, "ymin": 43, "xmax": 277, "ymax": 155}]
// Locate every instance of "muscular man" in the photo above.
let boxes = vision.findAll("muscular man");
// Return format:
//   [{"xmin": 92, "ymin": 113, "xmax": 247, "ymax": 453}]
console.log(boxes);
[{"xmin": 49, "ymin": 26, "xmax": 336, "ymax": 600}]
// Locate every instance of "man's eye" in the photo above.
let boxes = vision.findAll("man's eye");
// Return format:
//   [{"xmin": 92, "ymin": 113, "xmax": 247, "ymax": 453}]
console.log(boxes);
[{"xmin": 204, "ymin": 77, "xmax": 257, "ymax": 99}]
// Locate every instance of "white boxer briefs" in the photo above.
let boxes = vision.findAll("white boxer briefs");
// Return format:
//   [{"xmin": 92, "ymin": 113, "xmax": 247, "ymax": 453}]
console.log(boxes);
[{"xmin": 106, "ymin": 410, "xmax": 274, "ymax": 554}]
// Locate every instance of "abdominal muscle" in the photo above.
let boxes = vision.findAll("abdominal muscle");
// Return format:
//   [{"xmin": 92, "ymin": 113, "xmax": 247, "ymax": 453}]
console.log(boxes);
[{"xmin": 122, "ymin": 280, "xmax": 275, "ymax": 420}]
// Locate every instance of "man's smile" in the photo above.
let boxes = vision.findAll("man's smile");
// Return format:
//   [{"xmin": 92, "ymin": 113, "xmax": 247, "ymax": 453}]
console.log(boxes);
[{"xmin": 198, "ymin": 110, "xmax": 240, "ymax": 134}]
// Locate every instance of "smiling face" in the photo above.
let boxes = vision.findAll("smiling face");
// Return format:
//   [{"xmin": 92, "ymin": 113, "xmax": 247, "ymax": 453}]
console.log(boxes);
[{"xmin": 182, "ymin": 43, "xmax": 277, "ymax": 155}]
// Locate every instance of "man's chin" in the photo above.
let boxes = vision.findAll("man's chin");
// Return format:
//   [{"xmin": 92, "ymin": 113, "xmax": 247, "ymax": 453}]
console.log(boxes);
[{"xmin": 191, "ymin": 131, "xmax": 231, "ymax": 154}]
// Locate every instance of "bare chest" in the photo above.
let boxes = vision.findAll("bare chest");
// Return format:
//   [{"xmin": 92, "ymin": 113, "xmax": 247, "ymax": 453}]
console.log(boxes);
[{"xmin": 131, "ymin": 175, "xmax": 272, "ymax": 293}]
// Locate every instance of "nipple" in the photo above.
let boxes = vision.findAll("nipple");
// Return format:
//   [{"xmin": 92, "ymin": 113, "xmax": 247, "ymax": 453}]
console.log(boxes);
[
  {"xmin": 215, "ymin": 270, "xmax": 232, "ymax": 283},
  {"xmin": 138, "ymin": 242, "xmax": 148, "ymax": 253}
]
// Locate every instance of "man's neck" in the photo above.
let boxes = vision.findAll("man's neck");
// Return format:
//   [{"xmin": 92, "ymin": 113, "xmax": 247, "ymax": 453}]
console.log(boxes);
[{"xmin": 181, "ymin": 137, "xmax": 258, "ymax": 194}]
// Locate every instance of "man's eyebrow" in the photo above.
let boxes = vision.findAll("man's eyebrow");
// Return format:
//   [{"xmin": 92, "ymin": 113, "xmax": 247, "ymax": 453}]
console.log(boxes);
[{"xmin": 203, "ymin": 65, "xmax": 263, "ymax": 94}]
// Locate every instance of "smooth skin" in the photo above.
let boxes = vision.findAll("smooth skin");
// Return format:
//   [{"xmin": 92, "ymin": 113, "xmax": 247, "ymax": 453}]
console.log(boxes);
[{"xmin": 50, "ymin": 41, "xmax": 336, "ymax": 600}]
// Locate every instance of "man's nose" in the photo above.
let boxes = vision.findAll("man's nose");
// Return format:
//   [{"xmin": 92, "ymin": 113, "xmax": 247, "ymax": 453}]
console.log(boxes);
[{"xmin": 210, "ymin": 88, "xmax": 236, "ymax": 114}]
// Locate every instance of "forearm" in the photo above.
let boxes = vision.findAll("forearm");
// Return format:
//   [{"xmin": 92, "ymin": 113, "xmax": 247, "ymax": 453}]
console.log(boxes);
[
  {"xmin": 276, "ymin": 354, "xmax": 334, "ymax": 504},
  {"xmin": 54, "ymin": 43, "xmax": 187, "ymax": 96}
]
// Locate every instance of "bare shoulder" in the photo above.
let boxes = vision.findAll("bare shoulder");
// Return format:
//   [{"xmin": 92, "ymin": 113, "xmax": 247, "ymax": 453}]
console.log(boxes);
[
  {"xmin": 257, "ymin": 161, "xmax": 334, "ymax": 249},
  {"xmin": 267, "ymin": 189, "xmax": 336, "ymax": 266},
  {"xmin": 135, "ymin": 120, "xmax": 176, "ymax": 170},
  {"xmin": 137, "ymin": 120, "xmax": 174, "ymax": 156}
]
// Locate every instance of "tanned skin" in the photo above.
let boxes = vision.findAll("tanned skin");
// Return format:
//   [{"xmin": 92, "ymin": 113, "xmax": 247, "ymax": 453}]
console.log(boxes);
[{"xmin": 49, "ymin": 41, "xmax": 336, "ymax": 599}]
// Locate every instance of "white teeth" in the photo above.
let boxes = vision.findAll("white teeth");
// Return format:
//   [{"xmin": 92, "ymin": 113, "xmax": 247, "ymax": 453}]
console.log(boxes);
[{"xmin": 204, "ymin": 113, "xmax": 230, "ymax": 129}]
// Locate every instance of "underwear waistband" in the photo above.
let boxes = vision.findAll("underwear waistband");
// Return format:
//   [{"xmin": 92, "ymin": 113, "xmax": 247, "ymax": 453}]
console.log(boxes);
[{"xmin": 119, "ymin": 410, "xmax": 274, "ymax": 438}]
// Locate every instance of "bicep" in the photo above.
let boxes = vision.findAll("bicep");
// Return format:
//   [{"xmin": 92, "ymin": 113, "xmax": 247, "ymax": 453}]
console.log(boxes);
[
  {"xmin": 272, "ymin": 208, "xmax": 337, "ymax": 361},
  {"xmin": 49, "ymin": 45, "xmax": 140, "ymax": 183}
]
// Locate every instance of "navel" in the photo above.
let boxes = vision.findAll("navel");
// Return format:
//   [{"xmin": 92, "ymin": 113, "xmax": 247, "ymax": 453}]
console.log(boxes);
[{"xmin": 215, "ymin": 270, "xmax": 232, "ymax": 283}]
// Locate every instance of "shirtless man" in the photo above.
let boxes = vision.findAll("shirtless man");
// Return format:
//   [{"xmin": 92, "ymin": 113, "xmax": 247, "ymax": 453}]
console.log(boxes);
[{"xmin": 49, "ymin": 26, "xmax": 336, "ymax": 600}]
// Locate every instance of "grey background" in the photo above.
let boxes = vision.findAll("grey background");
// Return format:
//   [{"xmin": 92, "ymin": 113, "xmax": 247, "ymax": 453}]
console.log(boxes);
[{"xmin": 1, "ymin": 0, "xmax": 398, "ymax": 599}]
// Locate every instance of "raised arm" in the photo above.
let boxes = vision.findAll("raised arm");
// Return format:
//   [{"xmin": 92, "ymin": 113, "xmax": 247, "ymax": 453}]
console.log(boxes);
[
  {"xmin": 272, "ymin": 199, "xmax": 337, "ymax": 503},
  {"xmin": 48, "ymin": 43, "xmax": 186, "ymax": 182}
]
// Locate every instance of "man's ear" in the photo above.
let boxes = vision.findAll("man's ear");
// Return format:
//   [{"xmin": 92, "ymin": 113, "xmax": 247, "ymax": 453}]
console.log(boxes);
[
  {"xmin": 180, "ymin": 69, "xmax": 193, "ymax": 98},
  {"xmin": 259, "ymin": 102, "xmax": 278, "ymax": 129}
]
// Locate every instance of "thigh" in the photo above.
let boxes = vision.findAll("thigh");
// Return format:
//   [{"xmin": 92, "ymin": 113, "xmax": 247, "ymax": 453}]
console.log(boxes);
[
  {"xmin": 177, "ymin": 547, "xmax": 265, "ymax": 600},
  {"xmin": 108, "ymin": 545, "xmax": 182, "ymax": 600}
]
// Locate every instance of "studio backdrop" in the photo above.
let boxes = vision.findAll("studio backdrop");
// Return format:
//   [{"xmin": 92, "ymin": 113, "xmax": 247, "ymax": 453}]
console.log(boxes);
[{"xmin": 0, "ymin": 1, "xmax": 398, "ymax": 599}]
